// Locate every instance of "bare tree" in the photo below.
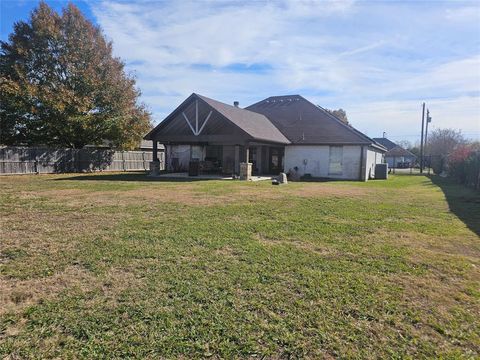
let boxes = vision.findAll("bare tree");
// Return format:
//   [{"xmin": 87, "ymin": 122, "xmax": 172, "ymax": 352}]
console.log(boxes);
[
  {"xmin": 426, "ymin": 128, "xmax": 465, "ymax": 173},
  {"xmin": 427, "ymin": 129, "xmax": 465, "ymax": 156},
  {"xmin": 396, "ymin": 140, "xmax": 412, "ymax": 150}
]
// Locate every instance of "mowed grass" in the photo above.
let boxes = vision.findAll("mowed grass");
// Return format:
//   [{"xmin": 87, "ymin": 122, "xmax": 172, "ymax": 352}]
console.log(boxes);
[{"xmin": 0, "ymin": 173, "xmax": 479, "ymax": 359}]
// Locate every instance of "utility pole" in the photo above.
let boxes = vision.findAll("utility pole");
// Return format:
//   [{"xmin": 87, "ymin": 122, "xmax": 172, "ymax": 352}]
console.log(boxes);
[
  {"xmin": 424, "ymin": 109, "xmax": 431, "ymax": 171},
  {"xmin": 420, "ymin": 102, "xmax": 425, "ymax": 173}
]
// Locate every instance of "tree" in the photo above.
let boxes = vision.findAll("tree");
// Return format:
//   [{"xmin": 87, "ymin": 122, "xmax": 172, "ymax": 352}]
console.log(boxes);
[
  {"xmin": 325, "ymin": 108, "xmax": 349, "ymax": 124},
  {"xmin": 426, "ymin": 128, "xmax": 465, "ymax": 174},
  {"xmin": 0, "ymin": 2, "xmax": 151, "ymax": 149},
  {"xmin": 396, "ymin": 140, "xmax": 412, "ymax": 150},
  {"xmin": 448, "ymin": 142, "xmax": 480, "ymax": 189},
  {"xmin": 427, "ymin": 128, "xmax": 465, "ymax": 156}
]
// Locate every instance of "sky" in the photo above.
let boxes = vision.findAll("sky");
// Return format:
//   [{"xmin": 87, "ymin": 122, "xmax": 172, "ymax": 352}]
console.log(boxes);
[{"xmin": 1, "ymin": 0, "xmax": 480, "ymax": 142}]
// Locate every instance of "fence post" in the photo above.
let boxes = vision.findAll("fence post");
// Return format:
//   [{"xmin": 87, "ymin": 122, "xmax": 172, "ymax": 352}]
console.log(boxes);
[
  {"xmin": 142, "ymin": 151, "xmax": 146, "ymax": 171},
  {"xmin": 122, "ymin": 151, "xmax": 126, "ymax": 171}
]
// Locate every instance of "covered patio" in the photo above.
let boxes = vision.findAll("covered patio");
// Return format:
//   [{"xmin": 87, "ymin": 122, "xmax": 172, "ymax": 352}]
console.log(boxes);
[
  {"xmin": 145, "ymin": 93, "xmax": 290, "ymax": 179},
  {"xmin": 154, "ymin": 172, "xmax": 273, "ymax": 181}
]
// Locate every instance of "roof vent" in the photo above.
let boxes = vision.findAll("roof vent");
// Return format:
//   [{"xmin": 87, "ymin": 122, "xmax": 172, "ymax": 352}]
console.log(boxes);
[{"xmin": 233, "ymin": 101, "xmax": 239, "ymax": 107}]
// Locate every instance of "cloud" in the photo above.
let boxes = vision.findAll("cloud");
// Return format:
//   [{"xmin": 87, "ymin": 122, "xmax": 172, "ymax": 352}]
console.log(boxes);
[
  {"xmin": 348, "ymin": 95, "xmax": 480, "ymax": 141},
  {"xmin": 90, "ymin": 0, "xmax": 480, "ymax": 140}
]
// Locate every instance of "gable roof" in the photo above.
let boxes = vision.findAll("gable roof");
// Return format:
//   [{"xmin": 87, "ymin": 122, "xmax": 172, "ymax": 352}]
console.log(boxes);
[
  {"xmin": 145, "ymin": 93, "xmax": 289, "ymax": 144},
  {"xmin": 372, "ymin": 138, "xmax": 416, "ymax": 158},
  {"xmin": 196, "ymin": 94, "xmax": 290, "ymax": 144},
  {"xmin": 246, "ymin": 95, "xmax": 383, "ymax": 148},
  {"xmin": 385, "ymin": 146, "xmax": 417, "ymax": 158},
  {"xmin": 372, "ymin": 137, "xmax": 398, "ymax": 150},
  {"xmin": 145, "ymin": 93, "xmax": 386, "ymax": 151}
]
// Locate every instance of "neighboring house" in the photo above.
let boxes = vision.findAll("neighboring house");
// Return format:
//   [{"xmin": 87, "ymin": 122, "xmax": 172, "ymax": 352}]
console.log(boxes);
[
  {"xmin": 145, "ymin": 93, "xmax": 386, "ymax": 180},
  {"xmin": 373, "ymin": 137, "xmax": 417, "ymax": 168}
]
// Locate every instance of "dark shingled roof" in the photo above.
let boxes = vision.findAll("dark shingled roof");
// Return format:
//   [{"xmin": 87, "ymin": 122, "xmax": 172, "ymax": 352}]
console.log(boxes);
[
  {"xmin": 196, "ymin": 94, "xmax": 290, "ymax": 144},
  {"xmin": 372, "ymin": 138, "xmax": 416, "ymax": 158},
  {"xmin": 385, "ymin": 146, "xmax": 417, "ymax": 158},
  {"xmin": 146, "ymin": 93, "xmax": 385, "ymax": 151},
  {"xmin": 372, "ymin": 137, "xmax": 398, "ymax": 150},
  {"xmin": 145, "ymin": 93, "xmax": 289, "ymax": 144},
  {"xmin": 246, "ymin": 95, "xmax": 379, "ymax": 146}
]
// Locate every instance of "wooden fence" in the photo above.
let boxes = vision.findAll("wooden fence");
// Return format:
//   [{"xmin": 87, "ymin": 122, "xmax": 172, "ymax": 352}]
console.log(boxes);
[{"xmin": 0, "ymin": 146, "xmax": 164, "ymax": 175}]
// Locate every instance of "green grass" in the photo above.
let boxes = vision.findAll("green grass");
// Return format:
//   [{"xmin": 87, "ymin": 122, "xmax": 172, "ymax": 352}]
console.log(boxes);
[{"xmin": 0, "ymin": 173, "xmax": 479, "ymax": 358}]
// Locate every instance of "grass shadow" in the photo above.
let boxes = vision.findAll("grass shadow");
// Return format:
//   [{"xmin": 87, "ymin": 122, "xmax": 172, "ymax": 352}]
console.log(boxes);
[
  {"xmin": 428, "ymin": 175, "xmax": 480, "ymax": 236},
  {"xmin": 54, "ymin": 172, "xmax": 222, "ymax": 182}
]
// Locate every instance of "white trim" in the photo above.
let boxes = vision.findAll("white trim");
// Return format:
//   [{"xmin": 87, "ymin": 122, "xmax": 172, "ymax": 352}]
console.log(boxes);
[
  {"xmin": 197, "ymin": 111, "xmax": 212, "ymax": 135},
  {"xmin": 182, "ymin": 105, "xmax": 213, "ymax": 136},
  {"xmin": 182, "ymin": 112, "xmax": 196, "ymax": 134}
]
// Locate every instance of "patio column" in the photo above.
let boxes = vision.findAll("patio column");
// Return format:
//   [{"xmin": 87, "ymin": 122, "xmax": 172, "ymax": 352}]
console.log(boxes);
[
  {"xmin": 149, "ymin": 140, "xmax": 160, "ymax": 176},
  {"xmin": 240, "ymin": 143, "xmax": 252, "ymax": 180},
  {"xmin": 152, "ymin": 140, "xmax": 159, "ymax": 162}
]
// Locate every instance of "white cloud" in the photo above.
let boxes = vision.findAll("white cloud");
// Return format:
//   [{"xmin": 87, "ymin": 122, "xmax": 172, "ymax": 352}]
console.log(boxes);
[
  {"xmin": 91, "ymin": 0, "xmax": 480, "ymax": 140},
  {"xmin": 348, "ymin": 96, "xmax": 480, "ymax": 141}
]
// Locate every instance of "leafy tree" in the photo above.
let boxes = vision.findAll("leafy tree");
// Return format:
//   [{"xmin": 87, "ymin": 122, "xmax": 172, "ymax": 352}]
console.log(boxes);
[
  {"xmin": 0, "ymin": 1, "xmax": 151, "ymax": 149},
  {"xmin": 325, "ymin": 108, "xmax": 349, "ymax": 124}
]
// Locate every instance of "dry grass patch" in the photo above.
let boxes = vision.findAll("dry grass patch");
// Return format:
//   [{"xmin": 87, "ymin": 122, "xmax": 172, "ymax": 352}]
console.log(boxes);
[
  {"xmin": 289, "ymin": 182, "xmax": 370, "ymax": 198},
  {"xmin": 0, "ymin": 265, "xmax": 96, "ymax": 317},
  {"xmin": 255, "ymin": 233, "xmax": 338, "ymax": 257}
]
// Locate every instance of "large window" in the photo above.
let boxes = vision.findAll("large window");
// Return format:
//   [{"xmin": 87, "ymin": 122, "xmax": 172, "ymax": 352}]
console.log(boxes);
[{"xmin": 329, "ymin": 146, "xmax": 343, "ymax": 175}]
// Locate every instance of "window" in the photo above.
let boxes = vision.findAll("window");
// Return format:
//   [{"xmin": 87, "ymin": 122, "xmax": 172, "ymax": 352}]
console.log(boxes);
[
  {"xmin": 329, "ymin": 146, "xmax": 343, "ymax": 175},
  {"xmin": 191, "ymin": 145, "xmax": 204, "ymax": 161}
]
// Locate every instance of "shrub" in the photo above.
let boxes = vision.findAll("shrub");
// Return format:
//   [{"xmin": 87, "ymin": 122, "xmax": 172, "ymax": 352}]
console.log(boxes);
[{"xmin": 448, "ymin": 144, "xmax": 480, "ymax": 190}]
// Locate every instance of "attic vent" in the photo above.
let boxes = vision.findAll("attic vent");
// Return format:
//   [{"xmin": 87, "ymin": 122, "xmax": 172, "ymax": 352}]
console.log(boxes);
[{"xmin": 233, "ymin": 101, "xmax": 239, "ymax": 107}]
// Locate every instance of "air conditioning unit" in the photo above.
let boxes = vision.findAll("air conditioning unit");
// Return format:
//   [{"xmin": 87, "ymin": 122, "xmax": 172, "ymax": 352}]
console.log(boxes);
[{"xmin": 375, "ymin": 163, "xmax": 388, "ymax": 180}]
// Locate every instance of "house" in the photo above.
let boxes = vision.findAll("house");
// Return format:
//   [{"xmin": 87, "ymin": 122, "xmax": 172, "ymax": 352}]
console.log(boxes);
[
  {"xmin": 372, "ymin": 137, "xmax": 417, "ymax": 168},
  {"xmin": 145, "ymin": 93, "xmax": 386, "ymax": 180}
]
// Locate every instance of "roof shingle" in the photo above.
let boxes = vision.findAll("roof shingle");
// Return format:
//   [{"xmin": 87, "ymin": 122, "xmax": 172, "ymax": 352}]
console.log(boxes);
[
  {"xmin": 246, "ymin": 95, "xmax": 377, "ymax": 145},
  {"xmin": 196, "ymin": 94, "xmax": 290, "ymax": 144}
]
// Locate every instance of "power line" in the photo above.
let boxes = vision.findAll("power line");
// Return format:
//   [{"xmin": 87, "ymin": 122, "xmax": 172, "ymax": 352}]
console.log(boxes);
[{"xmin": 382, "ymin": 132, "xmax": 480, "ymax": 138}]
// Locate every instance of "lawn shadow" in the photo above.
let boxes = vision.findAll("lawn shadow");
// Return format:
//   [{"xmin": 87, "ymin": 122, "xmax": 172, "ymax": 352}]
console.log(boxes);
[
  {"xmin": 54, "ymin": 172, "xmax": 222, "ymax": 182},
  {"xmin": 428, "ymin": 175, "xmax": 480, "ymax": 236}
]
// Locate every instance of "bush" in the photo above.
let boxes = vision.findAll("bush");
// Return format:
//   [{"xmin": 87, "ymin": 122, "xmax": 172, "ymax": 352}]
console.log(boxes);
[{"xmin": 448, "ymin": 144, "xmax": 480, "ymax": 190}]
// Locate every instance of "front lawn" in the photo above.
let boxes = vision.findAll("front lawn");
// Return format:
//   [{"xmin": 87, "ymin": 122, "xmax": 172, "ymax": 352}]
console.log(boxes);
[{"xmin": 0, "ymin": 173, "xmax": 479, "ymax": 358}]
